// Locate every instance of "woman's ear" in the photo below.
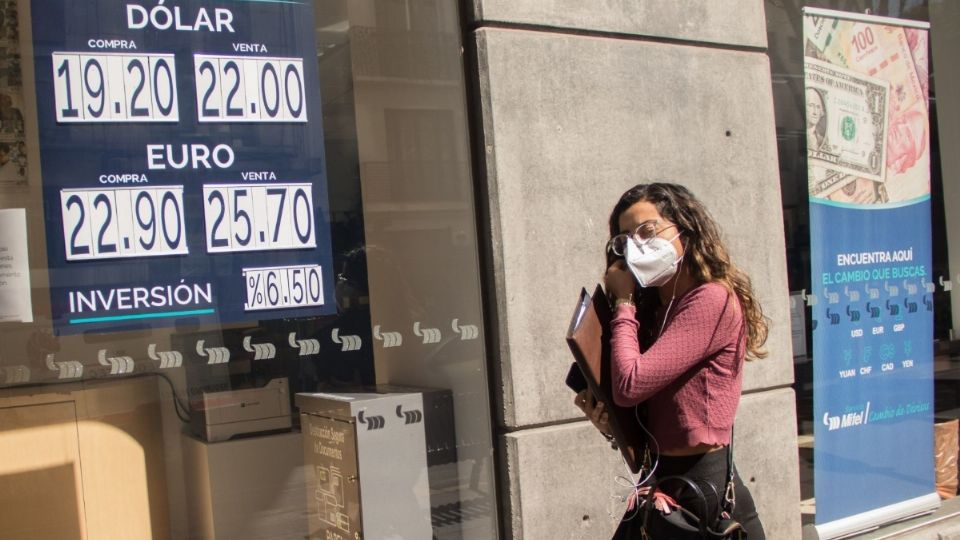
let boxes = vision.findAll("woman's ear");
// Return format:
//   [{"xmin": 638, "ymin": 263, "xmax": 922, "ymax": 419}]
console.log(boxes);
[
  {"xmin": 680, "ymin": 229, "xmax": 694, "ymax": 252},
  {"xmin": 676, "ymin": 235, "xmax": 687, "ymax": 258}
]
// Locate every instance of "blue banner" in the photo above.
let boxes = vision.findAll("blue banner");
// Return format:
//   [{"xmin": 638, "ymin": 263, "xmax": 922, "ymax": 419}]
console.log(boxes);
[
  {"xmin": 811, "ymin": 198, "xmax": 934, "ymax": 522},
  {"xmin": 804, "ymin": 9, "xmax": 935, "ymax": 533},
  {"xmin": 31, "ymin": 0, "xmax": 336, "ymax": 334}
]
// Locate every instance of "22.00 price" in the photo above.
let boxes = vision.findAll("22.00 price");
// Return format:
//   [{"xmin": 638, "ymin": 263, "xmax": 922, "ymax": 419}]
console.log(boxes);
[{"xmin": 194, "ymin": 54, "xmax": 306, "ymax": 123}]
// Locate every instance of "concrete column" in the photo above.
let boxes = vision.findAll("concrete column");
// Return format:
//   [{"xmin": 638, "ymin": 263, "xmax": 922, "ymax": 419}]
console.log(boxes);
[{"xmin": 466, "ymin": 1, "xmax": 801, "ymax": 538}]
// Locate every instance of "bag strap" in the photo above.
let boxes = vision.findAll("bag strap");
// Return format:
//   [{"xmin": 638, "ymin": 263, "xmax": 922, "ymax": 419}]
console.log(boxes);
[
  {"xmin": 724, "ymin": 304, "xmax": 748, "ymax": 516},
  {"xmin": 722, "ymin": 429, "xmax": 736, "ymax": 516}
]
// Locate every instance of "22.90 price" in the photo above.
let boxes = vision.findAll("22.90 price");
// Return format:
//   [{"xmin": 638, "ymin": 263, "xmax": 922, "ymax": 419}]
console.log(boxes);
[
  {"xmin": 194, "ymin": 54, "xmax": 307, "ymax": 123},
  {"xmin": 60, "ymin": 187, "xmax": 188, "ymax": 260},
  {"xmin": 53, "ymin": 52, "xmax": 179, "ymax": 123}
]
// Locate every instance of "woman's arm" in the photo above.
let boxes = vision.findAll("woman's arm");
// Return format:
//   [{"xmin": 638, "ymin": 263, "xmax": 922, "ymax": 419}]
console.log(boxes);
[{"xmin": 610, "ymin": 283, "xmax": 736, "ymax": 406}]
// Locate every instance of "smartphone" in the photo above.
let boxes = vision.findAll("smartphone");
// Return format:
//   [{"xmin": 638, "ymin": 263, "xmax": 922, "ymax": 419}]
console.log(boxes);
[{"xmin": 565, "ymin": 362, "xmax": 588, "ymax": 393}]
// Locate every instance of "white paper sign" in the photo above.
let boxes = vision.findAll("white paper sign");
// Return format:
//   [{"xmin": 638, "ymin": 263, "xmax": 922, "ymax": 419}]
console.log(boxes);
[{"xmin": 0, "ymin": 208, "xmax": 33, "ymax": 322}]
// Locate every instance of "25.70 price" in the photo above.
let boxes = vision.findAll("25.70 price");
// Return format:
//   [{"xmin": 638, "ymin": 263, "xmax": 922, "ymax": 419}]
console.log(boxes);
[
  {"xmin": 60, "ymin": 187, "xmax": 188, "ymax": 260},
  {"xmin": 203, "ymin": 183, "xmax": 316, "ymax": 253}
]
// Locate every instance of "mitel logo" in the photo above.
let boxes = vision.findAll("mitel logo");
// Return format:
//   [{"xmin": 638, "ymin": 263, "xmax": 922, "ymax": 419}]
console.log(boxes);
[
  {"xmin": 357, "ymin": 410, "xmax": 385, "ymax": 430},
  {"xmin": 823, "ymin": 401, "xmax": 871, "ymax": 431},
  {"xmin": 396, "ymin": 405, "xmax": 423, "ymax": 425}
]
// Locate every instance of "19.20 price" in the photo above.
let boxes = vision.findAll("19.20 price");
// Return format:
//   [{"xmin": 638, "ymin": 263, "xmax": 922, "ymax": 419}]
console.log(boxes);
[
  {"xmin": 53, "ymin": 52, "xmax": 179, "ymax": 123},
  {"xmin": 60, "ymin": 187, "xmax": 188, "ymax": 260}
]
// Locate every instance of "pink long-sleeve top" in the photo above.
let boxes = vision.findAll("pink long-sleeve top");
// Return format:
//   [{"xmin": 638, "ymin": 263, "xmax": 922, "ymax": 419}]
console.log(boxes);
[{"xmin": 611, "ymin": 282, "xmax": 745, "ymax": 451}]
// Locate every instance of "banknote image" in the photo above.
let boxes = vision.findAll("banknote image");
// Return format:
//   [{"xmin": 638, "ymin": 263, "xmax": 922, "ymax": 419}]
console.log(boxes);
[
  {"xmin": 805, "ymin": 58, "xmax": 889, "ymax": 189},
  {"xmin": 806, "ymin": 87, "xmax": 827, "ymax": 151},
  {"xmin": 884, "ymin": 101, "xmax": 930, "ymax": 202},
  {"xmin": 809, "ymin": 166, "xmax": 855, "ymax": 199},
  {"xmin": 887, "ymin": 106, "xmax": 927, "ymax": 175},
  {"xmin": 826, "ymin": 176, "xmax": 889, "ymax": 205},
  {"xmin": 804, "ymin": 15, "xmax": 839, "ymax": 55},
  {"xmin": 820, "ymin": 24, "xmax": 924, "ymax": 117},
  {"xmin": 905, "ymin": 28, "xmax": 929, "ymax": 109},
  {"xmin": 804, "ymin": 15, "xmax": 930, "ymax": 205},
  {"xmin": 805, "ymin": 38, "xmax": 829, "ymax": 62}
]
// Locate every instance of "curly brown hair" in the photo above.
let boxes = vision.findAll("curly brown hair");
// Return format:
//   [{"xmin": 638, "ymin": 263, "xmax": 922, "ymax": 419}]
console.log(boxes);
[{"xmin": 608, "ymin": 183, "xmax": 769, "ymax": 360}]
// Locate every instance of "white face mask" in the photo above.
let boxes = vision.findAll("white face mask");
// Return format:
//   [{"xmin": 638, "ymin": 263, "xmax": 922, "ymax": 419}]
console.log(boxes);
[{"xmin": 624, "ymin": 233, "xmax": 681, "ymax": 288}]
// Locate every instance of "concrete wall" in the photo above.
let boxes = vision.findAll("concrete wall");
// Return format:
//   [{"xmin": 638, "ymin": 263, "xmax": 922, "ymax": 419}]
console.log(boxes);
[{"xmin": 466, "ymin": 1, "xmax": 801, "ymax": 538}]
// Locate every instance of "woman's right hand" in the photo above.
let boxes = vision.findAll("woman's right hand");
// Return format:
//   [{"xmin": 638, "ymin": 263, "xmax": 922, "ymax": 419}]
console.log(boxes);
[
  {"xmin": 574, "ymin": 389, "xmax": 613, "ymax": 438},
  {"xmin": 604, "ymin": 259, "xmax": 635, "ymax": 302}
]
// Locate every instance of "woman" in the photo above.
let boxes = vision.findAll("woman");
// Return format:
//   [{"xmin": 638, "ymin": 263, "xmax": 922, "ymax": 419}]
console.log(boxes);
[{"xmin": 576, "ymin": 183, "xmax": 766, "ymax": 538}]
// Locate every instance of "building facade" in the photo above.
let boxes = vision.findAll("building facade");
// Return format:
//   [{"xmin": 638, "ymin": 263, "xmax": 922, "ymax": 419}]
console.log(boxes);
[
  {"xmin": 0, "ymin": 0, "xmax": 957, "ymax": 539},
  {"xmin": 470, "ymin": 2, "xmax": 797, "ymax": 538}
]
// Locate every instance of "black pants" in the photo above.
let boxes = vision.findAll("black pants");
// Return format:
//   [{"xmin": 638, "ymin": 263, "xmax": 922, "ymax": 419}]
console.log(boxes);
[{"xmin": 612, "ymin": 447, "xmax": 765, "ymax": 539}]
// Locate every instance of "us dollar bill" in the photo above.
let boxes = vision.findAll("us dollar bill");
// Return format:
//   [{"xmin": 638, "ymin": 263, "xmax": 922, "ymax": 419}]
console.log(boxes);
[
  {"xmin": 805, "ymin": 58, "xmax": 889, "ymax": 191},
  {"xmin": 827, "ymin": 176, "xmax": 889, "ymax": 205},
  {"xmin": 809, "ymin": 168, "xmax": 851, "ymax": 200}
]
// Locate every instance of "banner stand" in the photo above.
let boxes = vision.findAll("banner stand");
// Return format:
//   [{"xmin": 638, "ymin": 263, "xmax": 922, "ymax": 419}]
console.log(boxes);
[
  {"xmin": 803, "ymin": 8, "xmax": 937, "ymax": 539},
  {"xmin": 807, "ymin": 493, "xmax": 940, "ymax": 540}
]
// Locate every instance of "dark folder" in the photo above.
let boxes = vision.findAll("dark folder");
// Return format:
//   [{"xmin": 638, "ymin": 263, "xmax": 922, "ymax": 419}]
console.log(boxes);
[{"xmin": 565, "ymin": 285, "xmax": 647, "ymax": 473}]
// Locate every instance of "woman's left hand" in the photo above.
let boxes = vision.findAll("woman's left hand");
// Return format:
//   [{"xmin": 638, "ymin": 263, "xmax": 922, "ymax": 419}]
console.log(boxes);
[
  {"xmin": 604, "ymin": 259, "xmax": 635, "ymax": 301},
  {"xmin": 574, "ymin": 389, "xmax": 612, "ymax": 438}
]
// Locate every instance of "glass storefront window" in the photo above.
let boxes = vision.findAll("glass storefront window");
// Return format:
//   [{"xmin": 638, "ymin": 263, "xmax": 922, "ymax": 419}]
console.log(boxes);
[
  {"xmin": 766, "ymin": 0, "xmax": 959, "ymax": 529},
  {"xmin": 0, "ymin": 0, "xmax": 497, "ymax": 538}
]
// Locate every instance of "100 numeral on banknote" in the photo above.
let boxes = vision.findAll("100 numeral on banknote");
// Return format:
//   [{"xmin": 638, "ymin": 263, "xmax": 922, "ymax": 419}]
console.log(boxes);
[{"xmin": 805, "ymin": 58, "xmax": 889, "ymax": 196}]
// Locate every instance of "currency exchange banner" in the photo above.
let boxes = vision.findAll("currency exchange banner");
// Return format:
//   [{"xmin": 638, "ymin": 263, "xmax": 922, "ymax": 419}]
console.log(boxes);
[
  {"xmin": 31, "ymin": 0, "xmax": 336, "ymax": 334},
  {"xmin": 803, "ymin": 8, "xmax": 936, "ymax": 536}
]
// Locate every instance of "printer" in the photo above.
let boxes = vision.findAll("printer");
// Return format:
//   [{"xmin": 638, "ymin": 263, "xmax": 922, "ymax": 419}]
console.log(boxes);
[{"xmin": 190, "ymin": 377, "xmax": 292, "ymax": 442}]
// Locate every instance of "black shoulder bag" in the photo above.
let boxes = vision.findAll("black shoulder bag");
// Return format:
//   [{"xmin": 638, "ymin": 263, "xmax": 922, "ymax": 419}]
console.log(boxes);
[{"xmin": 637, "ymin": 438, "xmax": 745, "ymax": 540}]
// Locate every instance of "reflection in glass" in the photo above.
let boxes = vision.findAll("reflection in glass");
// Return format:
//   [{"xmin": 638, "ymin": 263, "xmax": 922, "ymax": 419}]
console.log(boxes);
[
  {"xmin": 766, "ymin": 0, "xmax": 956, "ymax": 527},
  {"xmin": 0, "ymin": 0, "xmax": 496, "ymax": 538}
]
